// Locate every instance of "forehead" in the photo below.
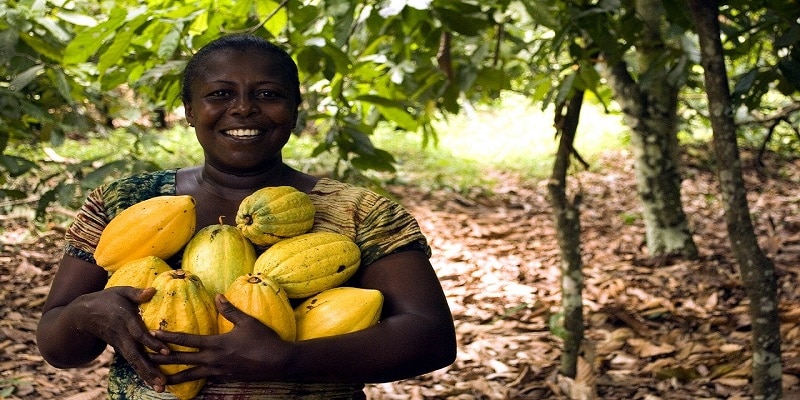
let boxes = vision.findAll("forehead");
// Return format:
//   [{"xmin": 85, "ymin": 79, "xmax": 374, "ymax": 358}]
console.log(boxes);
[{"xmin": 195, "ymin": 49, "xmax": 294, "ymax": 83}]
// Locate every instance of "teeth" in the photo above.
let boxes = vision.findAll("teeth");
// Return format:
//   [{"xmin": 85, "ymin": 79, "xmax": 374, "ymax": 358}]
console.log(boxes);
[{"xmin": 226, "ymin": 129, "xmax": 260, "ymax": 137}]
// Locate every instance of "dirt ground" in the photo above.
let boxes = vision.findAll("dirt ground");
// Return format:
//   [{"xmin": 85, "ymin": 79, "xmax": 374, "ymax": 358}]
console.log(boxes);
[{"xmin": 2, "ymin": 148, "xmax": 799, "ymax": 399}]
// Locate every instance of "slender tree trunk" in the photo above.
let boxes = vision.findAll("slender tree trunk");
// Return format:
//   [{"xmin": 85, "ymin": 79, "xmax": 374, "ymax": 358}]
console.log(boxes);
[
  {"xmin": 548, "ymin": 90, "xmax": 585, "ymax": 379},
  {"xmin": 603, "ymin": 0, "xmax": 698, "ymax": 259},
  {"xmin": 686, "ymin": 1, "xmax": 782, "ymax": 398}
]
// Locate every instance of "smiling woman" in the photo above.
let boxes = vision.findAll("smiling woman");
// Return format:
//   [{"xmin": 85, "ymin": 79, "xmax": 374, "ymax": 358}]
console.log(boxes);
[
  {"xmin": 36, "ymin": 34, "xmax": 457, "ymax": 400},
  {"xmin": 182, "ymin": 39, "xmax": 301, "ymax": 184}
]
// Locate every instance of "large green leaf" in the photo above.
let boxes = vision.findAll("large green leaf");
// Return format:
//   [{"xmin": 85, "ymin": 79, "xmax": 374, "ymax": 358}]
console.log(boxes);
[
  {"xmin": 62, "ymin": 8, "xmax": 127, "ymax": 64},
  {"xmin": 97, "ymin": 14, "xmax": 148, "ymax": 77},
  {"xmin": 355, "ymin": 95, "xmax": 418, "ymax": 131},
  {"xmin": 0, "ymin": 154, "xmax": 38, "ymax": 177},
  {"xmin": 0, "ymin": 29, "xmax": 19, "ymax": 64},
  {"xmin": 9, "ymin": 64, "xmax": 44, "ymax": 90}
]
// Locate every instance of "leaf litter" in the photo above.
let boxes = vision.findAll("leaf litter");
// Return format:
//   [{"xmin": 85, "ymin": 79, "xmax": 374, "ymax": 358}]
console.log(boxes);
[{"xmin": 1, "ymin": 148, "xmax": 799, "ymax": 399}]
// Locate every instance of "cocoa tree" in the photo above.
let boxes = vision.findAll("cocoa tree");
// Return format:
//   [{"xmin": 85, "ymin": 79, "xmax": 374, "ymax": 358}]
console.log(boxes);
[
  {"xmin": 548, "ymin": 88, "xmax": 586, "ymax": 379},
  {"xmin": 687, "ymin": 0, "xmax": 782, "ymax": 397}
]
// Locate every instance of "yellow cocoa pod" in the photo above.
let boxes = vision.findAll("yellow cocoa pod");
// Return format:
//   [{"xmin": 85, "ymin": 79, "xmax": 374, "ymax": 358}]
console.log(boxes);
[
  {"xmin": 140, "ymin": 269, "xmax": 217, "ymax": 400},
  {"xmin": 235, "ymin": 186, "xmax": 316, "ymax": 246},
  {"xmin": 181, "ymin": 217, "xmax": 257, "ymax": 295},
  {"xmin": 253, "ymin": 232, "xmax": 361, "ymax": 298},
  {"xmin": 104, "ymin": 256, "xmax": 172, "ymax": 289},
  {"xmin": 294, "ymin": 287, "xmax": 383, "ymax": 341},
  {"xmin": 95, "ymin": 195, "xmax": 196, "ymax": 272},
  {"xmin": 219, "ymin": 273, "xmax": 296, "ymax": 341}
]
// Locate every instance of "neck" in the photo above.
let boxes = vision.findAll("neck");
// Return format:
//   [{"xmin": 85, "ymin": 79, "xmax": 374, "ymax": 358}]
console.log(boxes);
[{"xmin": 198, "ymin": 162, "xmax": 296, "ymax": 198}]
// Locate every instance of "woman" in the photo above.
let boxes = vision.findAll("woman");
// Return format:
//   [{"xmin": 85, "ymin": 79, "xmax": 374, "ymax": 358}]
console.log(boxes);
[{"xmin": 36, "ymin": 34, "xmax": 457, "ymax": 399}]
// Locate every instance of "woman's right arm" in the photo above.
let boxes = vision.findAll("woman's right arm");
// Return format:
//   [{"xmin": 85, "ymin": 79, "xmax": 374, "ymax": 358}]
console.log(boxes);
[{"xmin": 36, "ymin": 255, "xmax": 169, "ymax": 387}]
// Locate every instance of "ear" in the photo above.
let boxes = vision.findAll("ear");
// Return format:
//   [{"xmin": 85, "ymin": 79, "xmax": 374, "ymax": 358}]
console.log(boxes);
[{"xmin": 184, "ymin": 101, "xmax": 195, "ymax": 127}]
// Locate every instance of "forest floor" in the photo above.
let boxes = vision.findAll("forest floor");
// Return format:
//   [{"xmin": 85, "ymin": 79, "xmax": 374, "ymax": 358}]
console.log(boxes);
[{"xmin": 2, "ymin": 147, "xmax": 799, "ymax": 400}]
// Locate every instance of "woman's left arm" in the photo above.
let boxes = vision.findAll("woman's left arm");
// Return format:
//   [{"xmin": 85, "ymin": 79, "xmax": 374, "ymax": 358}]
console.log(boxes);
[{"xmin": 149, "ymin": 249, "xmax": 457, "ymax": 384}]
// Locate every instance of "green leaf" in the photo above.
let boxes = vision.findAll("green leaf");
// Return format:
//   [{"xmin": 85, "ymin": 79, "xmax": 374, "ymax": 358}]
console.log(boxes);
[
  {"xmin": 554, "ymin": 71, "xmax": 576, "ymax": 107},
  {"xmin": 63, "ymin": 8, "xmax": 127, "ymax": 64},
  {"xmin": 343, "ymin": 125, "xmax": 377, "ymax": 155},
  {"xmin": 731, "ymin": 69, "xmax": 758, "ymax": 101},
  {"xmin": 35, "ymin": 16, "xmax": 71, "ymax": 42},
  {"xmin": 320, "ymin": 42, "xmax": 353, "ymax": 74},
  {"xmin": 229, "ymin": 0, "xmax": 254, "ymax": 19},
  {"xmin": 0, "ymin": 189, "xmax": 28, "ymax": 201},
  {"xmin": 157, "ymin": 27, "xmax": 181, "ymax": 59},
  {"xmin": 82, "ymin": 160, "xmax": 131, "ymax": 188},
  {"xmin": 0, "ymin": 154, "xmax": 38, "ymax": 177},
  {"xmin": 436, "ymin": 4, "xmax": 490, "ymax": 36},
  {"xmin": 0, "ymin": 30, "xmax": 18, "ymax": 65},
  {"xmin": 50, "ymin": 68, "xmax": 74, "ymax": 104},
  {"xmin": 355, "ymin": 95, "xmax": 418, "ymax": 131},
  {"xmin": 777, "ymin": 59, "xmax": 800, "ymax": 93},
  {"xmin": 36, "ymin": 188, "xmax": 58, "ymax": 220},
  {"xmin": 97, "ymin": 14, "xmax": 149, "ymax": 76},
  {"xmin": 350, "ymin": 150, "xmax": 397, "ymax": 172},
  {"xmin": 18, "ymin": 33, "xmax": 63, "ymax": 62},
  {"xmin": 10, "ymin": 64, "xmax": 44, "ymax": 91},
  {"xmin": 775, "ymin": 24, "xmax": 800, "ymax": 49},
  {"xmin": 523, "ymin": 0, "xmax": 559, "ymax": 29},
  {"xmin": 188, "ymin": 9, "xmax": 209, "ymax": 36},
  {"xmin": 255, "ymin": 0, "xmax": 288, "ymax": 37},
  {"xmin": 54, "ymin": 9, "xmax": 98, "ymax": 27}
]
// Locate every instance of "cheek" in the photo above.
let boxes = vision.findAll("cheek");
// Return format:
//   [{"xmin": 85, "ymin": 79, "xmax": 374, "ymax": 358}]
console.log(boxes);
[{"xmin": 266, "ymin": 104, "xmax": 296, "ymax": 124}]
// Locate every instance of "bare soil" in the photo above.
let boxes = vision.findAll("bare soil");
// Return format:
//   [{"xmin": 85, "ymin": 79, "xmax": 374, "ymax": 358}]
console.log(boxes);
[{"xmin": 2, "ymin": 148, "xmax": 799, "ymax": 400}]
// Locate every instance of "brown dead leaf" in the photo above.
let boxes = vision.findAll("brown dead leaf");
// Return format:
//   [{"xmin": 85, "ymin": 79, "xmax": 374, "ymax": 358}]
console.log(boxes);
[
  {"xmin": 627, "ymin": 338, "xmax": 677, "ymax": 358},
  {"xmin": 4, "ymin": 148, "xmax": 800, "ymax": 399}
]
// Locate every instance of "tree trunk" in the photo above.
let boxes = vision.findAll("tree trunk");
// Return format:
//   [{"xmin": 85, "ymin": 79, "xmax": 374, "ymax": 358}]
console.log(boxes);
[
  {"xmin": 548, "ymin": 90, "xmax": 585, "ymax": 379},
  {"xmin": 603, "ymin": 0, "xmax": 698, "ymax": 259},
  {"xmin": 686, "ymin": 1, "xmax": 783, "ymax": 398}
]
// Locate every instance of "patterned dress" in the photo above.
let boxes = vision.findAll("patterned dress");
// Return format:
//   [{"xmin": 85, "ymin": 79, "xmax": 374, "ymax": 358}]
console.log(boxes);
[{"xmin": 63, "ymin": 170, "xmax": 432, "ymax": 399}]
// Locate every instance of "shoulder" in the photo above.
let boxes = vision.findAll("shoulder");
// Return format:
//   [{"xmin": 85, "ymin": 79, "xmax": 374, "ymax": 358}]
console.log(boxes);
[
  {"xmin": 100, "ymin": 170, "xmax": 178, "ymax": 218},
  {"xmin": 309, "ymin": 177, "xmax": 383, "ymax": 203},
  {"xmin": 103, "ymin": 170, "xmax": 177, "ymax": 194}
]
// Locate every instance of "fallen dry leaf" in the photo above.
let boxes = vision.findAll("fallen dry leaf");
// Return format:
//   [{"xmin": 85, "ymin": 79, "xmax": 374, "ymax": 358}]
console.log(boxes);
[{"xmin": 1, "ymin": 148, "xmax": 799, "ymax": 399}]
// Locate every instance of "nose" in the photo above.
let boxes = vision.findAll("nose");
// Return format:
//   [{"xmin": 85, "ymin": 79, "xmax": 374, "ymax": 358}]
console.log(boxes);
[{"xmin": 230, "ymin": 93, "xmax": 258, "ymax": 116}]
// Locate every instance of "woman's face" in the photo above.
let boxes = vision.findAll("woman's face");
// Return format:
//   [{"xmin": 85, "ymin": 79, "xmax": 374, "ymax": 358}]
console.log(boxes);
[{"xmin": 184, "ymin": 49, "xmax": 298, "ymax": 175}]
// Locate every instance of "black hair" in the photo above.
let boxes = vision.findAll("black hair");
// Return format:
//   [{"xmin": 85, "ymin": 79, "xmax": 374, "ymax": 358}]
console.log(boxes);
[{"xmin": 181, "ymin": 34, "xmax": 302, "ymax": 106}]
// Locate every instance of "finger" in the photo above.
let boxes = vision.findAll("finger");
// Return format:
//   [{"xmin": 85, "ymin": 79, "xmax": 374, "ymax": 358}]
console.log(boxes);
[
  {"xmin": 114, "ymin": 343, "xmax": 168, "ymax": 388},
  {"xmin": 150, "ymin": 330, "xmax": 210, "ymax": 349},
  {"xmin": 115, "ymin": 304, "xmax": 170, "ymax": 356},
  {"xmin": 214, "ymin": 294, "xmax": 244, "ymax": 324},
  {"xmin": 136, "ymin": 287, "xmax": 157, "ymax": 303},
  {"xmin": 131, "ymin": 326, "xmax": 171, "ymax": 356},
  {"xmin": 215, "ymin": 294, "xmax": 250, "ymax": 326},
  {"xmin": 149, "ymin": 347, "xmax": 208, "ymax": 367},
  {"xmin": 108, "ymin": 286, "xmax": 156, "ymax": 304},
  {"xmin": 161, "ymin": 364, "xmax": 212, "ymax": 386}
]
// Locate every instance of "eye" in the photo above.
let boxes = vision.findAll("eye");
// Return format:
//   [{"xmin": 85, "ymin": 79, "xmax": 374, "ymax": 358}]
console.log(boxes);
[
  {"xmin": 256, "ymin": 90, "xmax": 282, "ymax": 100},
  {"xmin": 208, "ymin": 90, "xmax": 231, "ymax": 98}
]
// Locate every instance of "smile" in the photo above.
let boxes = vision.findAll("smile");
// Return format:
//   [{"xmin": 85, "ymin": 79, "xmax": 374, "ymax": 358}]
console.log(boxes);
[{"xmin": 224, "ymin": 129, "xmax": 261, "ymax": 137}]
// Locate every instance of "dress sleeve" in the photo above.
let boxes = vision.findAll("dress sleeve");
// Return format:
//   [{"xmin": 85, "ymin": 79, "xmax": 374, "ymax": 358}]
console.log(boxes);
[
  {"xmin": 63, "ymin": 186, "xmax": 109, "ymax": 264},
  {"xmin": 61, "ymin": 170, "xmax": 179, "ymax": 264},
  {"xmin": 309, "ymin": 179, "xmax": 431, "ymax": 267},
  {"xmin": 356, "ymin": 194, "xmax": 432, "ymax": 266}
]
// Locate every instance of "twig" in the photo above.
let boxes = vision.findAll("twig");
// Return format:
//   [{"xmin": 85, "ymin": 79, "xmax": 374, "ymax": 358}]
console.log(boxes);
[{"xmin": 222, "ymin": 0, "xmax": 291, "ymax": 35}]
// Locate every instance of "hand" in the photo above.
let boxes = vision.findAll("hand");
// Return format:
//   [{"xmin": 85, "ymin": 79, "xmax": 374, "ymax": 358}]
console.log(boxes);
[
  {"xmin": 148, "ymin": 294, "xmax": 290, "ymax": 385},
  {"xmin": 71, "ymin": 286, "xmax": 170, "ymax": 391}
]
